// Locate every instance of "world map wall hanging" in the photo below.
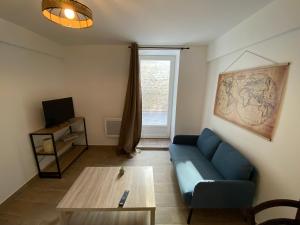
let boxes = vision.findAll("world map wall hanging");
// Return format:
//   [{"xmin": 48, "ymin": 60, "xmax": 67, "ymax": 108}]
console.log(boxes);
[{"xmin": 214, "ymin": 64, "xmax": 289, "ymax": 140}]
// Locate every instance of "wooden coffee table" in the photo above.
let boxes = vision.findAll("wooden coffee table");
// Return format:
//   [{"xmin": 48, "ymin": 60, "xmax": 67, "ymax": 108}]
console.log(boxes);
[{"xmin": 57, "ymin": 166, "xmax": 156, "ymax": 225}]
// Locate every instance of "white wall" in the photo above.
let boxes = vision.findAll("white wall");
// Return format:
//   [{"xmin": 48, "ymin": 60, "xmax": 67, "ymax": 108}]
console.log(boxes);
[
  {"xmin": 203, "ymin": 0, "xmax": 300, "ymax": 219},
  {"xmin": 0, "ymin": 18, "xmax": 63, "ymax": 59},
  {"xmin": 63, "ymin": 45, "xmax": 207, "ymax": 145},
  {"xmin": 63, "ymin": 45, "xmax": 130, "ymax": 145},
  {"xmin": 208, "ymin": 0, "xmax": 300, "ymax": 60},
  {"xmin": 175, "ymin": 46, "xmax": 207, "ymax": 135},
  {"xmin": 0, "ymin": 18, "xmax": 66, "ymax": 204}
]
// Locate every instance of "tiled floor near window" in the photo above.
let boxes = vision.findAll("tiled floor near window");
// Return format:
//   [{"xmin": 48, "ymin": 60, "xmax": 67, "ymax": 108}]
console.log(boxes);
[
  {"xmin": 0, "ymin": 146, "xmax": 246, "ymax": 225},
  {"xmin": 137, "ymin": 139, "xmax": 170, "ymax": 150}
]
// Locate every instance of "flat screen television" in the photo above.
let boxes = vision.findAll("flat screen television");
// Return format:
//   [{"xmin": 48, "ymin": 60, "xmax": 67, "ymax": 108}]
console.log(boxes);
[{"xmin": 42, "ymin": 97, "xmax": 75, "ymax": 128}]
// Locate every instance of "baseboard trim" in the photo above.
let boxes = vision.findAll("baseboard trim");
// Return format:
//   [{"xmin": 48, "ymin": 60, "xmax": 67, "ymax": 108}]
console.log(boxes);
[{"xmin": 88, "ymin": 145, "xmax": 118, "ymax": 150}]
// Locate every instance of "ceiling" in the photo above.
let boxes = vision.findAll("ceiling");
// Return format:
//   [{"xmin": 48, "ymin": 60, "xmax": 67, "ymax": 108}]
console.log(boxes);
[{"xmin": 0, "ymin": 0, "xmax": 273, "ymax": 46}]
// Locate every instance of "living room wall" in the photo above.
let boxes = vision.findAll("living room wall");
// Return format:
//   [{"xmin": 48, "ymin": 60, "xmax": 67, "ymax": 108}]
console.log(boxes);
[
  {"xmin": 0, "ymin": 23, "xmax": 207, "ymax": 203},
  {"xmin": 63, "ymin": 45, "xmax": 130, "ymax": 146},
  {"xmin": 0, "ymin": 18, "xmax": 66, "ymax": 204},
  {"xmin": 175, "ymin": 46, "xmax": 207, "ymax": 135},
  {"xmin": 63, "ymin": 45, "xmax": 207, "ymax": 145},
  {"xmin": 203, "ymin": 0, "xmax": 300, "ymax": 219}
]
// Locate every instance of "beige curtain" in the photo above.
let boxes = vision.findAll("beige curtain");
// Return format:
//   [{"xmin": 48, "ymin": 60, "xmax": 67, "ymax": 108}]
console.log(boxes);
[{"xmin": 118, "ymin": 43, "xmax": 142, "ymax": 154}]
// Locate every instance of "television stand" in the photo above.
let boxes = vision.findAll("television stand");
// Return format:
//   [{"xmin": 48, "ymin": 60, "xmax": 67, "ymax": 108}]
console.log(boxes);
[{"xmin": 29, "ymin": 117, "xmax": 88, "ymax": 178}]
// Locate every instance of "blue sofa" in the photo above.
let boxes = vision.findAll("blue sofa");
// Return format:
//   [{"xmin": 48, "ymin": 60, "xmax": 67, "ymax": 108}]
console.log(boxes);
[{"xmin": 169, "ymin": 128, "xmax": 256, "ymax": 224}]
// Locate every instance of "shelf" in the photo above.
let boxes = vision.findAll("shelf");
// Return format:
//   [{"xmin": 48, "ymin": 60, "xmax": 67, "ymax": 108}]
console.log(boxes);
[
  {"xmin": 36, "ymin": 139, "xmax": 73, "ymax": 155},
  {"xmin": 43, "ymin": 145, "xmax": 86, "ymax": 173},
  {"xmin": 62, "ymin": 131, "xmax": 85, "ymax": 142},
  {"xmin": 30, "ymin": 116, "xmax": 88, "ymax": 178},
  {"xmin": 32, "ymin": 117, "xmax": 84, "ymax": 134},
  {"xmin": 36, "ymin": 131, "xmax": 85, "ymax": 155}
]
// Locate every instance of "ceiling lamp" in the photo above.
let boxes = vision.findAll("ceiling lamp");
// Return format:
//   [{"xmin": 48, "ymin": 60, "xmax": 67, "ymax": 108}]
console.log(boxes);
[{"xmin": 41, "ymin": 0, "xmax": 93, "ymax": 29}]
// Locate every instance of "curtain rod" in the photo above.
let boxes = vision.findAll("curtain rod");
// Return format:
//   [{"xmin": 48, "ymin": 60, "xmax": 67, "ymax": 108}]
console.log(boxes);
[{"xmin": 128, "ymin": 46, "xmax": 190, "ymax": 50}]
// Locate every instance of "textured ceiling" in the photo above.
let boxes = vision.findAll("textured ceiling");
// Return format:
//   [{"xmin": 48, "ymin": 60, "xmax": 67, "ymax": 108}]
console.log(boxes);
[{"xmin": 0, "ymin": 0, "xmax": 273, "ymax": 45}]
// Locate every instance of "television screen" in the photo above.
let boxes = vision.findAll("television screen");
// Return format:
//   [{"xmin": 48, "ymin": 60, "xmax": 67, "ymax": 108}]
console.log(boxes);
[{"xmin": 42, "ymin": 97, "xmax": 75, "ymax": 128}]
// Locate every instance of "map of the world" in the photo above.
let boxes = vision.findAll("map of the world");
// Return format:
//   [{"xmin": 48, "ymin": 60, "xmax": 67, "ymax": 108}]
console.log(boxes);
[{"xmin": 214, "ymin": 64, "xmax": 289, "ymax": 140}]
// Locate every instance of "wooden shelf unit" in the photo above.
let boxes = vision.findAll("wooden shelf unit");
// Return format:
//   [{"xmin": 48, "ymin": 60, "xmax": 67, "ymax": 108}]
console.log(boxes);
[
  {"xmin": 29, "ymin": 117, "xmax": 88, "ymax": 178},
  {"xmin": 44, "ymin": 145, "xmax": 86, "ymax": 173}
]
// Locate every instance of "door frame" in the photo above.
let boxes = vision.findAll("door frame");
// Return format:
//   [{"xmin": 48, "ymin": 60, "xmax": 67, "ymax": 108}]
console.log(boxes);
[{"xmin": 139, "ymin": 50, "xmax": 179, "ymax": 138}]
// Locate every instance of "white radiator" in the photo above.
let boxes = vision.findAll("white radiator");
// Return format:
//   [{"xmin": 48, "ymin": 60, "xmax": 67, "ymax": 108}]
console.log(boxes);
[{"xmin": 104, "ymin": 118, "xmax": 121, "ymax": 137}]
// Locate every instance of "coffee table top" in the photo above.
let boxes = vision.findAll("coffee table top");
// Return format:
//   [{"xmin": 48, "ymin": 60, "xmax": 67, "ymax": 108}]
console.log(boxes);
[{"xmin": 57, "ymin": 166, "xmax": 156, "ymax": 211}]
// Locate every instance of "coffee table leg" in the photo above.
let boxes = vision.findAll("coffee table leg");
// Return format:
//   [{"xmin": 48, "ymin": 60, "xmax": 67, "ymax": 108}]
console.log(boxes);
[{"xmin": 150, "ymin": 209, "xmax": 155, "ymax": 225}]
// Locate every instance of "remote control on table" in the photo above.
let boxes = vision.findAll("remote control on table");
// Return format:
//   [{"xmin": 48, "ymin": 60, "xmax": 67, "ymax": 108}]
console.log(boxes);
[{"xmin": 118, "ymin": 190, "xmax": 129, "ymax": 207}]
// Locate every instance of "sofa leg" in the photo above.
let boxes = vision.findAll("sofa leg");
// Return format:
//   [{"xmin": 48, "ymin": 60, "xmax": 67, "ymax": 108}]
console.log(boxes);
[
  {"xmin": 241, "ymin": 208, "xmax": 254, "ymax": 225},
  {"xmin": 187, "ymin": 208, "xmax": 193, "ymax": 224}
]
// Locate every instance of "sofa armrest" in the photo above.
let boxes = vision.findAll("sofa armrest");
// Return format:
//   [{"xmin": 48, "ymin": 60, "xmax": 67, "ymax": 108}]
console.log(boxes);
[
  {"xmin": 172, "ymin": 135, "xmax": 199, "ymax": 145},
  {"xmin": 191, "ymin": 180, "xmax": 255, "ymax": 208}
]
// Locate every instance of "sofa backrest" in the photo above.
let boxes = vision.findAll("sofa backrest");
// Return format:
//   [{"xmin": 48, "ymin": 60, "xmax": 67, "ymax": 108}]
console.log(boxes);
[
  {"xmin": 196, "ymin": 128, "xmax": 221, "ymax": 160},
  {"xmin": 211, "ymin": 142, "xmax": 254, "ymax": 180}
]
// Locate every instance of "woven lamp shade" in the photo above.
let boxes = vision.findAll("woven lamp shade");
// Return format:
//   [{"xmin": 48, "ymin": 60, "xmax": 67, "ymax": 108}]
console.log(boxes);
[{"xmin": 42, "ymin": 0, "xmax": 93, "ymax": 28}]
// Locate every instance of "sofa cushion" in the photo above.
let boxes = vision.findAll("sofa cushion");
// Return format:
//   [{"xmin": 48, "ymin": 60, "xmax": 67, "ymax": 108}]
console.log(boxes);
[
  {"xmin": 169, "ymin": 144, "xmax": 203, "ymax": 161},
  {"xmin": 196, "ymin": 128, "xmax": 221, "ymax": 160},
  {"xmin": 211, "ymin": 142, "xmax": 254, "ymax": 180},
  {"xmin": 174, "ymin": 160, "xmax": 204, "ymax": 204},
  {"xmin": 174, "ymin": 158, "xmax": 223, "ymax": 204}
]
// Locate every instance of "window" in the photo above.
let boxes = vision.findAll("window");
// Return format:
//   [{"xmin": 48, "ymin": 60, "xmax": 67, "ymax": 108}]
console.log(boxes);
[{"xmin": 139, "ymin": 50, "xmax": 180, "ymax": 138}]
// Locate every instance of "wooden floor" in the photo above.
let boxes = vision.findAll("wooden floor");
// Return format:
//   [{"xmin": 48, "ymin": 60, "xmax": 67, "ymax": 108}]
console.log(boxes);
[{"xmin": 0, "ymin": 146, "xmax": 246, "ymax": 225}]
